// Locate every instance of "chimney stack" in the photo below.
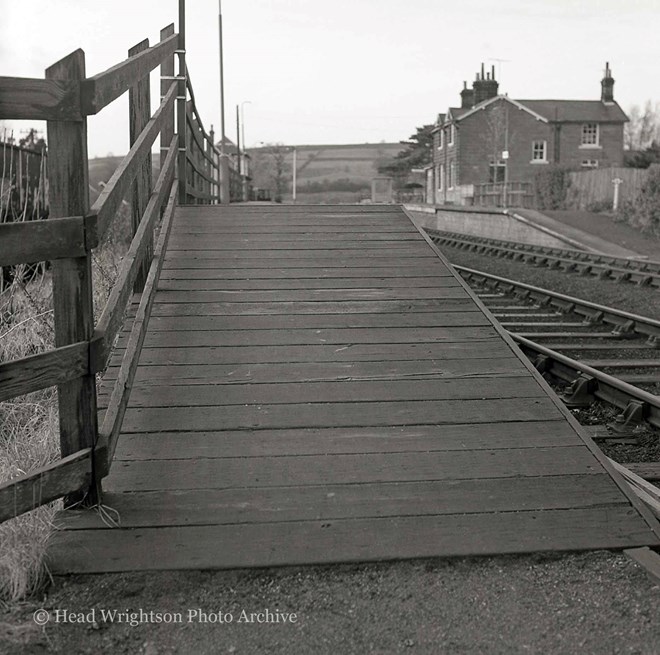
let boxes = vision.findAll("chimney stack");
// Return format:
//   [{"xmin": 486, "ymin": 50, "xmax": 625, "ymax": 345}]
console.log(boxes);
[
  {"xmin": 601, "ymin": 61, "xmax": 614, "ymax": 104},
  {"xmin": 460, "ymin": 81, "xmax": 475, "ymax": 108},
  {"xmin": 472, "ymin": 62, "xmax": 499, "ymax": 105}
]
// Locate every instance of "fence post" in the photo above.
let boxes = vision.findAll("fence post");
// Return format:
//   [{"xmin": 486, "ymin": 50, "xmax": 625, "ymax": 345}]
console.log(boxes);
[
  {"xmin": 160, "ymin": 23, "xmax": 176, "ymax": 201},
  {"xmin": 128, "ymin": 38, "xmax": 152, "ymax": 292},
  {"xmin": 45, "ymin": 50, "xmax": 100, "ymax": 507},
  {"xmin": 177, "ymin": 0, "xmax": 187, "ymax": 204},
  {"xmin": 210, "ymin": 126, "xmax": 218, "ymax": 203}
]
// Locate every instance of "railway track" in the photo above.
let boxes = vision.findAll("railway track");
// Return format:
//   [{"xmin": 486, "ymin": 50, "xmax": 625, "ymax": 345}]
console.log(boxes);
[
  {"xmin": 455, "ymin": 266, "xmax": 660, "ymax": 452},
  {"xmin": 427, "ymin": 229, "xmax": 660, "ymax": 289}
]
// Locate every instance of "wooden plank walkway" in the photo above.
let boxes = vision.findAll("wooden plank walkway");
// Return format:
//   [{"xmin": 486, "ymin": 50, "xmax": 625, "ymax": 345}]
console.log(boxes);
[{"xmin": 48, "ymin": 205, "xmax": 660, "ymax": 572}]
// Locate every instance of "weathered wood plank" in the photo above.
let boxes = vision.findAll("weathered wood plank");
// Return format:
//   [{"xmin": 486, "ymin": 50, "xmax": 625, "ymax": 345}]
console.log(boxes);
[
  {"xmin": 159, "ymin": 266, "xmax": 453, "ymax": 279},
  {"xmin": 132, "ymin": 311, "xmax": 490, "ymax": 331},
  {"xmin": 81, "ymin": 32, "xmax": 179, "ymax": 115},
  {"xmin": 112, "ymin": 421, "xmax": 577, "ymax": 460},
  {"xmin": 158, "ymin": 276, "xmax": 462, "ymax": 291},
  {"xmin": 622, "ymin": 463, "xmax": 660, "ymax": 482},
  {"xmin": 170, "ymin": 225, "xmax": 417, "ymax": 234},
  {"xmin": 108, "ymin": 341, "xmax": 515, "ymax": 367},
  {"xmin": 59, "ymin": 475, "xmax": 623, "ymax": 530},
  {"xmin": 0, "ymin": 342, "xmax": 88, "ymax": 402},
  {"xmin": 90, "ymin": 136, "xmax": 177, "ymax": 373},
  {"xmin": 46, "ymin": 50, "xmax": 99, "ymax": 507},
  {"xmin": 101, "ymin": 358, "xmax": 525, "ymax": 387},
  {"xmin": 164, "ymin": 247, "xmax": 435, "ymax": 259},
  {"xmin": 0, "ymin": 217, "xmax": 88, "ymax": 266},
  {"xmin": 104, "ymin": 446, "xmax": 600, "ymax": 492},
  {"xmin": 116, "ymin": 326, "xmax": 498, "ymax": 349},
  {"xmin": 153, "ymin": 288, "xmax": 471, "ymax": 303},
  {"xmin": 91, "ymin": 82, "xmax": 177, "ymax": 240},
  {"xmin": 148, "ymin": 298, "xmax": 478, "ymax": 316},
  {"xmin": 118, "ymin": 397, "xmax": 563, "ymax": 432},
  {"xmin": 48, "ymin": 506, "xmax": 656, "ymax": 573},
  {"xmin": 0, "ymin": 76, "xmax": 81, "ymax": 121},
  {"xmin": 167, "ymin": 234, "xmax": 423, "ymax": 245},
  {"xmin": 161, "ymin": 256, "xmax": 440, "ymax": 269},
  {"xmin": 96, "ymin": 181, "xmax": 178, "ymax": 475},
  {"xmin": 0, "ymin": 449, "xmax": 92, "ymax": 522},
  {"xmin": 98, "ymin": 376, "xmax": 542, "ymax": 410}
]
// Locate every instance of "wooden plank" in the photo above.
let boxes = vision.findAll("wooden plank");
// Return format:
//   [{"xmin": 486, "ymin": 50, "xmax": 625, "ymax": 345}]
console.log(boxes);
[
  {"xmin": 159, "ymin": 24, "xmax": 176, "ymax": 167},
  {"xmin": 0, "ymin": 342, "xmax": 88, "ymax": 402},
  {"xmin": 116, "ymin": 326, "xmax": 498, "ymax": 348},
  {"xmin": 622, "ymin": 463, "xmax": 660, "ymax": 482},
  {"xmin": 59, "ymin": 475, "xmax": 623, "ymax": 529},
  {"xmin": 90, "ymin": 136, "xmax": 177, "ymax": 373},
  {"xmin": 158, "ymin": 277, "xmax": 462, "ymax": 291},
  {"xmin": 153, "ymin": 288, "xmax": 471, "ymax": 303},
  {"xmin": 117, "ymin": 397, "xmax": 563, "ymax": 432},
  {"xmin": 168, "ymin": 233, "xmax": 423, "ymax": 245},
  {"xmin": 0, "ymin": 217, "xmax": 88, "ymax": 266},
  {"xmin": 128, "ymin": 37, "xmax": 153, "ymax": 292},
  {"xmin": 0, "ymin": 449, "xmax": 92, "ymax": 522},
  {"xmin": 80, "ymin": 33, "xmax": 179, "ymax": 114},
  {"xmin": 170, "ymin": 225, "xmax": 417, "ymax": 234},
  {"xmin": 91, "ymin": 82, "xmax": 176, "ymax": 240},
  {"xmin": 109, "ymin": 341, "xmax": 515, "ymax": 366},
  {"xmin": 103, "ymin": 446, "xmax": 599, "ymax": 492},
  {"xmin": 624, "ymin": 547, "xmax": 660, "ymax": 583},
  {"xmin": 164, "ymin": 246, "xmax": 434, "ymax": 258},
  {"xmin": 162, "ymin": 256, "xmax": 442, "ymax": 269},
  {"xmin": 160, "ymin": 266, "xmax": 454, "ymax": 279},
  {"xmin": 101, "ymin": 358, "xmax": 525, "ymax": 386},
  {"xmin": 96, "ymin": 181, "xmax": 178, "ymax": 474},
  {"xmin": 0, "ymin": 76, "xmax": 81, "ymax": 121},
  {"xmin": 46, "ymin": 49, "xmax": 99, "ymax": 507},
  {"xmin": 135, "ymin": 311, "xmax": 490, "ymax": 331},
  {"xmin": 98, "ymin": 376, "xmax": 542, "ymax": 409},
  {"xmin": 48, "ymin": 506, "xmax": 657, "ymax": 573},
  {"xmin": 112, "ymin": 421, "xmax": 578, "ymax": 460}
]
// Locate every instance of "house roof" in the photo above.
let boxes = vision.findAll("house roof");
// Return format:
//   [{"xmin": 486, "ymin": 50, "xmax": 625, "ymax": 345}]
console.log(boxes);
[
  {"xmin": 514, "ymin": 99, "xmax": 628, "ymax": 123},
  {"xmin": 453, "ymin": 96, "xmax": 548, "ymax": 124}
]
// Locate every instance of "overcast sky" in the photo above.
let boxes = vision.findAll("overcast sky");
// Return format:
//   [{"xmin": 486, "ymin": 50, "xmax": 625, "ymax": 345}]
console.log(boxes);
[{"xmin": 2, "ymin": 0, "xmax": 659, "ymax": 157}]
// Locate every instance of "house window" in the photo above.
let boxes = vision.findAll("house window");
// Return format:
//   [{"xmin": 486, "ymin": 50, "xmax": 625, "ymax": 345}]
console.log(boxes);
[
  {"xmin": 438, "ymin": 164, "xmax": 444, "ymax": 191},
  {"xmin": 438, "ymin": 130, "xmax": 443, "ymax": 150},
  {"xmin": 448, "ymin": 124, "xmax": 454, "ymax": 146},
  {"xmin": 489, "ymin": 159, "xmax": 506, "ymax": 183},
  {"xmin": 448, "ymin": 161, "xmax": 455, "ymax": 189},
  {"xmin": 581, "ymin": 123, "xmax": 599, "ymax": 146},
  {"xmin": 532, "ymin": 140, "xmax": 547, "ymax": 162},
  {"xmin": 581, "ymin": 159, "xmax": 599, "ymax": 168}
]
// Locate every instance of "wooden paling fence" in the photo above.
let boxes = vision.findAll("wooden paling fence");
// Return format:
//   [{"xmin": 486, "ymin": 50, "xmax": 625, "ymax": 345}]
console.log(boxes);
[
  {"xmin": 0, "ymin": 10, "xmax": 232, "ymax": 521},
  {"xmin": 567, "ymin": 167, "xmax": 648, "ymax": 210}
]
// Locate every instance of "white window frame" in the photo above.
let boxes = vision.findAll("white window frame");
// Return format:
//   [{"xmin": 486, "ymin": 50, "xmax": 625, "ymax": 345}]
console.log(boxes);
[
  {"xmin": 438, "ymin": 163, "xmax": 444, "ymax": 191},
  {"xmin": 581, "ymin": 123, "xmax": 600, "ymax": 148},
  {"xmin": 448, "ymin": 161, "xmax": 455, "ymax": 189},
  {"xmin": 448, "ymin": 124, "xmax": 454, "ymax": 146},
  {"xmin": 438, "ymin": 130, "xmax": 443, "ymax": 150},
  {"xmin": 581, "ymin": 159, "xmax": 599, "ymax": 168},
  {"xmin": 531, "ymin": 140, "xmax": 547, "ymax": 163}
]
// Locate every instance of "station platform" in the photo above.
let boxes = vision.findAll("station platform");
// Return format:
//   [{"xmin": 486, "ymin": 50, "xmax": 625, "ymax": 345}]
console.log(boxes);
[{"xmin": 48, "ymin": 205, "xmax": 660, "ymax": 573}]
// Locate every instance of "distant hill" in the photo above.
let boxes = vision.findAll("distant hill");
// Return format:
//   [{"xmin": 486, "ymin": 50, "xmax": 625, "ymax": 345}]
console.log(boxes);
[{"xmin": 248, "ymin": 142, "xmax": 404, "ymax": 202}]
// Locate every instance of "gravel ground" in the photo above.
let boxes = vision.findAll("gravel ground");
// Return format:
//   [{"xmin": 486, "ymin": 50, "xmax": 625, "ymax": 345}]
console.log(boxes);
[{"xmin": 1, "ymin": 552, "xmax": 659, "ymax": 654}]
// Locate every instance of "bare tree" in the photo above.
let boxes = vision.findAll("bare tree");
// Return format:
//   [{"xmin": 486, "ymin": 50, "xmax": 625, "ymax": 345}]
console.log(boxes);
[{"xmin": 625, "ymin": 101, "xmax": 660, "ymax": 150}]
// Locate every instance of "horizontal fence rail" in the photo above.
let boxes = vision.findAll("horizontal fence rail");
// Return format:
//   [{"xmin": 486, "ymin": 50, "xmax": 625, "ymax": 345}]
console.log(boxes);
[{"xmin": 0, "ymin": 8, "xmax": 240, "ymax": 522}]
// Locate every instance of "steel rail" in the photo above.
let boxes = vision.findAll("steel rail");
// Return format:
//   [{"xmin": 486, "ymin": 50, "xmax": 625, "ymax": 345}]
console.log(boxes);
[
  {"xmin": 428, "ymin": 229, "xmax": 660, "ymax": 286},
  {"xmin": 455, "ymin": 265, "xmax": 660, "ymax": 344}
]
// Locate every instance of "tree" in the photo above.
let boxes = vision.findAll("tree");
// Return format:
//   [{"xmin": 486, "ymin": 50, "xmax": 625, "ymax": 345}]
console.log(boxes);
[
  {"xmin": 625, "ymin": 101, "xmax": 660, "ymax": 151},
  {"xmin": 377, "ymin": 125, "xmax": 434, "ymax": 186},
  {"xmin": 250, "ymin": 143, "xmax": 290, "ymax": 202}
]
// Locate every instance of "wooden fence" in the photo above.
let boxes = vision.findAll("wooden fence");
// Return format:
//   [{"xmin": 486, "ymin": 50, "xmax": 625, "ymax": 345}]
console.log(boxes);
[
  {"xmin": 0, "ymin": 6, "xmax": 231, "ymax": 521},
  {"xmin": 473, "ymin": 182, "xmax": 535, "ymax": 209},
  {"xmin": 567, "ymin": 167, "xmax": 648, "ymax": 210}
]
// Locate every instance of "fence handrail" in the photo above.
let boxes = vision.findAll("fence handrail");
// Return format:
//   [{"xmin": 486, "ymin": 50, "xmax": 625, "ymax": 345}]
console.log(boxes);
[{"xmin": 0, "ymin": 8, "xmax": 232, "ymax": 522}]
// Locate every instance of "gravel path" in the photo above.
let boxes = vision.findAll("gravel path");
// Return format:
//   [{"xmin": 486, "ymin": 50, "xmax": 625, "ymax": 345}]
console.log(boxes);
[{"xmin": 2, "ymin": 551, "xmax": 659, "ymax": 654}]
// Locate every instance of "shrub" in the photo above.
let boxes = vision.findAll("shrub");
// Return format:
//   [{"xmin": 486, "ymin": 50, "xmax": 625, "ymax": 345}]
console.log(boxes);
[
  {"xmin": 615, "ymin": 164, "xmax": 660, "ymax": 236},
  {"xmin": 534, "ymin": 166, "xmax": 571, "ymax": 210}
]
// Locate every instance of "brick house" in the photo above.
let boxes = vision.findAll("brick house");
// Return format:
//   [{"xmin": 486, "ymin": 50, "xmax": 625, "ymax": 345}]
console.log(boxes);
[{"xmin": 428, "ymin": 63, "xmax": 628, "ymax": 206}]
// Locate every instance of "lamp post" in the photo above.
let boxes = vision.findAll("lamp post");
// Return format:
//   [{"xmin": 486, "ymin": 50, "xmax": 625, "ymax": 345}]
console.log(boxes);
[
  {"xmin": 218, "ymin": 0, "xmax": 230, "ymax": 204},
  {"xmin": 240, "ymin": 100, "xmax": 252, "ymax": 154}
]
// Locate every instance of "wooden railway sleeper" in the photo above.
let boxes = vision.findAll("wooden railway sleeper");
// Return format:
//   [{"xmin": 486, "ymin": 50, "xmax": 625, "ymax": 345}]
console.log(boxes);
[
  {"xmin": 583, "ymin": 310, "xmax": 605, "ymax": 326},
  {"xmin": 608, "ymin": 400, "xmax": 648, "ymax": 436},
  {"xmin": 562, "ymin": 374, "xmax": 599, "ymax": 408},
  {"xmin": 611, "ymin": 320, "xmax": 637, "ymax": 340}
]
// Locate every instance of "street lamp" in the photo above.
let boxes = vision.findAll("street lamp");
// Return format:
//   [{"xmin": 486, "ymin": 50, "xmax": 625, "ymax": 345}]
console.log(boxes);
[{"xmin": 240, "ymin": 101, "xmax": 252, "ymax": 155}]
